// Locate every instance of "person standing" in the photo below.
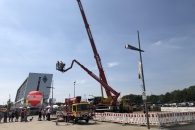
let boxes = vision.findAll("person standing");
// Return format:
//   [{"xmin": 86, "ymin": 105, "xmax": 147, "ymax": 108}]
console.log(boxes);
[
  {"xmin": 11, "ymin": 111, "xmax": 15, "ymax": 122},
  {"xmin": 38, "ymin": 108, "xmax": 42, "ymax": 121},
  {"xmin": 47, "ymin": 107, "xmax": 51, "ymax": 121},
  {"xmin": 20, "ymin": 109, "xmax": 24, "ymax": 122},
  {"xmin": 8, "ymin": 110, "xmax": 12, "ymax": 122},
  {"xmin": 3, "ymin": 110, "xmax": 7, "ymax": 123},
  {"xmin": 23, "ymin": 108, "xmax": 27, "ymax": 122},
  {"xmin": 0, "ymin": 111, "xmax": 3, "ymax": 123},
  {"xmin": 15, "ymin": 110, "xmax": 19, "ymax": 122},
  {"xmin": 42, "ymin": 109, "xmax": 46, "ymax": 120}
]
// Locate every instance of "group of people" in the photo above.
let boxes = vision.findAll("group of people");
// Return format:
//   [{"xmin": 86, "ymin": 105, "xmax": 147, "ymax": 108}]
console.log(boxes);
[
  {"xmin": 38, "ymin": 107, "xmax": 51, "ymax": 121},
  {"xmin": 0, "ymin": 107, "xmax": 52, "ymax": 123},
  {"xmin": 0, "ymin": 108, "xmax": 28, "ymax": 123}
]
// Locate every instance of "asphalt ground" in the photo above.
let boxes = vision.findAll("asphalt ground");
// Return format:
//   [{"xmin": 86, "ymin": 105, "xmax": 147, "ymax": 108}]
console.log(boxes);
[{"xmin": 0, "ymin": 115, "xmax": 194, "ymax": 130}]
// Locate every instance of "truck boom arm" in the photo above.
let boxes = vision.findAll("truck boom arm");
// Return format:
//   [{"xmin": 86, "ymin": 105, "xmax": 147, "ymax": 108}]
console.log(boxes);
[
  {"xmin": 57, "ymin": 60, "xmax": 120, "ymax": 105},
  {"xmin": 77, "ymin": 0, "xmax": 111, "ymax": 97}
]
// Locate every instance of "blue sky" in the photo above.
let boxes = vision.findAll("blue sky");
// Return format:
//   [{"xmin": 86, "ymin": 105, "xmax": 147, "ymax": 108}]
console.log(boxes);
[{"xmin": 0, "ymin": 0, "xmax": 195, "ymax": 104}]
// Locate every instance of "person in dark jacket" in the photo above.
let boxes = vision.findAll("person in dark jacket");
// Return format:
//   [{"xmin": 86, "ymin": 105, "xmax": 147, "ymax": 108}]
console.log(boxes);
[
  {"xmin": 11, "ymin": 111, "xmax": 15, "ymax": 122},
  {"xmin": 38, "ymin": 108, "xmax": 42, "ymax": 121},
  {"xmin": 47, "ymin": 107, "xmax": 51, "ymax": 121},
  {"xmin": 3, "ymin": 110, "xmax": 8, "ymax": 123},
  {"xmin": 0, "ymin": 111, "xmax": 3, "ymax": 123},
  {"xmin": 8, "ymin": 110, "xmax": 14, "ymax": 122},
  {"xmin": 15, "ymin": 110, "xmax": 19, "ymax": 122},
  {"xmin": 20, "ymin": 109, "xmax": 24, "ymax": 122}
]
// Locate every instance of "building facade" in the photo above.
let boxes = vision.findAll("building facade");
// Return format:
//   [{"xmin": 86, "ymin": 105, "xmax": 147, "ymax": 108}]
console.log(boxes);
[{"xmin": 13, "ymin": 73, "xmax": 53, "ymax": 108}]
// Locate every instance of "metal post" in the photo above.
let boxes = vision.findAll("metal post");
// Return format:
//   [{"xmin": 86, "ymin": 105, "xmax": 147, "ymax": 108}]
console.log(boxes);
[
  {"xmin": 52, "ymin": 80, "xmax": 53, "ymax": 110},
  {"xmin": 74, "ymin": 81, "xmax": 76, "ymax": 97},
  {"xmin": 43, "ymin": 92, "xmax": 44, "ymax": 107},
  {"xmin": 137, "ymin": 30, "xmax": 150, "ymax": 129}
]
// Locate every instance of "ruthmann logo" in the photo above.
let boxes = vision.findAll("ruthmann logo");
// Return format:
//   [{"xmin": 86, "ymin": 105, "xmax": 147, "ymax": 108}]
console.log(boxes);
[
  {"xmin": 27, "ymin": 95, "xmax": 42, "ymax": 101},
  {"xmin": 42, "ymin": 76, "xmax": 48, "ymax": 83}
]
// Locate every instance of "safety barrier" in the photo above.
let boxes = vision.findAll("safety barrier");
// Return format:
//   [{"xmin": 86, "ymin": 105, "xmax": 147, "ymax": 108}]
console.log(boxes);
[
  {"xmin": 157, "ymin": 111, "xmax": 195, "ymax": 127},
  {"xmin": 93, "ymin": 112, "xmax": 159, "ymax": 125},
  {"xmin": 161, "ymin": 107, "xmax": 195, "ymax": 112},
  {"xmin": 93, "ymin": 111, "xmax": 195, "ymax": 127}
]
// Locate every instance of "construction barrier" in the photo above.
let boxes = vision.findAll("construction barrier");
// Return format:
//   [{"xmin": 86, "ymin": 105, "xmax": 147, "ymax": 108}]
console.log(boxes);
[
  {"xmin": 157, "ymin": 111, "xmax": 195, "ymax": 127},
  {"xmin": 161, "ymin": 107, "xmax": 195, "ymax": 112},
  {"xmin": 93, "ymin": 111, "xmax": 195, "ymax": 127}
]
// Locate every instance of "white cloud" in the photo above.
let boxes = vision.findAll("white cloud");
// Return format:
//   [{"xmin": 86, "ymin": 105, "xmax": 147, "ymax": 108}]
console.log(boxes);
[
  {"xmin": 151, "ymin": 40, "xmax": 181, "ymax": 49},
  {"xmin": 76, "ymin": 80, "xmax": 86, "ymax": 84},
  {"xmin": 170, "ymin": 38, "xmax": 176, "ymax": 42},
  {"xmin": 153, "ymin": 41, "xmax": 162, "ymax": 45},
  {"xmin": 167, "ymin": 45, "xmax": 181, "ymax": 49},
  {"xmin": 170, "ymin": 37, "xmax": 187, "ymax": 42},
  {"xmin": 107, "ymin": 62, "xmax": 119, "ymax": 67}
]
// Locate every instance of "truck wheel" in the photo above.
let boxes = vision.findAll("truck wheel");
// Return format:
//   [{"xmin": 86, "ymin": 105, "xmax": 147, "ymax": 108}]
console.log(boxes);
[{"xmin": 85, "ymin": 119, "xmax": 89, "ymax": 123}]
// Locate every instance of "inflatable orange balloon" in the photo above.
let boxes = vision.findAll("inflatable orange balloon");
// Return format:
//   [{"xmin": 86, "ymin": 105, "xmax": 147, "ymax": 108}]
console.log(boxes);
[{"xmin": 27, "ymin": 91, "xmax": 43, "ymax": 106}]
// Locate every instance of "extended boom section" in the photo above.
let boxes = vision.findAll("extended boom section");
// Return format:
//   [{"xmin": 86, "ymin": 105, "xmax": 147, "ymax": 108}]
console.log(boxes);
[
  {"xmin": 77, "ymin": 0, "xmax": 111, "ymax": 97},
  {"xmin": 56, "ymin": 60, "xmax": 120, "ymax": 106}
]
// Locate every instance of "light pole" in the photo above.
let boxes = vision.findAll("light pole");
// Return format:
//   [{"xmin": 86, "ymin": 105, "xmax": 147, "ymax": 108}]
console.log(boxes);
[
  {"xmin": 74, "ymin": 81, "xmax": 76, "ymax": 97},
  {"xmin": 46, "ymin": 80, "xmax": 54, "ymax": 107},
  {"xmin": 42, "ymin": 92, "xmax": 48, "ymax": 108},
  {"xmin": 125, "ymin": 31, "xmax": 150, "ymax": 129}
]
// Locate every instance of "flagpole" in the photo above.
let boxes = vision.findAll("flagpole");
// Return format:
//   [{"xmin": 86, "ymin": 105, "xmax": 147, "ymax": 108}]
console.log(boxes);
[{"xmin": 137, "ymin": 30, "xmax": 150, "ymax": 129}]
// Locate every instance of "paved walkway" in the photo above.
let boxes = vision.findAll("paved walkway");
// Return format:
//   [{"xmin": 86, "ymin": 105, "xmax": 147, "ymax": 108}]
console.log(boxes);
[
  {"xmin": 0, "ymin": 115, "xmax": 193, "ymax": 130},
  {"xmin": 0, "ymin": 115, "xmax": 155, "ymax": 130}
]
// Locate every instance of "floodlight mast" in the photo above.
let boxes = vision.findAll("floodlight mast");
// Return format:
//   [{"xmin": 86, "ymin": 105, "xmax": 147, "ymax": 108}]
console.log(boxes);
[
  {"xmin": 56, "ymin": 60, "xmax": 120, "ymax": 106},
  {"xmin": 125, "ymin": 44, "xmax": 144, "ymax": 52}
]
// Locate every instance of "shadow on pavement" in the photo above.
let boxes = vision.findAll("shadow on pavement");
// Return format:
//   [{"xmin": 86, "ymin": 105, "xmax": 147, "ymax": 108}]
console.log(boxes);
[
  {"xmin": 56, "ymin": 121, "xmax": 101, "ymax": 126},
  {"xmin": 161, "ymin": 124, "xmax": 195, "ymax": 130}
]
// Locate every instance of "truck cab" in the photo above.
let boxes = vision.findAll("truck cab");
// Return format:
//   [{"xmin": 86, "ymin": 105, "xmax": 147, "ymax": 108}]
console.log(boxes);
[{"xmin": 71, "ymin": 102, "xmax": 91, "ymax": 123}]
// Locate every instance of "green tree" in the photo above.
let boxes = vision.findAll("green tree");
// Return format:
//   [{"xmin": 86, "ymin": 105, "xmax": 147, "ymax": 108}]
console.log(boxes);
[
  {"xmin": 172, "ymin": 90, "xmax": 182, "ymax": 103},
  {"xmin": 7, "ymin": 99, "xmax": 11, "ymax": 110},
  {"xmin": 164, "ymin": 92, "xmax": 171, "ymax": 103},
  {"xmin": 122, "ymin": 94, "xmax": 142, "ymax": 105},
  {"xmin": 159, "ymin": 94, "xmax": 165, "ymax": 103},
  {"xmin": 187, "ymin": 86, "xmax": 195, "ymax": 101},
  {"xmin": 122, "ymin": 85, "xmax": 195, "ymax": 105}
]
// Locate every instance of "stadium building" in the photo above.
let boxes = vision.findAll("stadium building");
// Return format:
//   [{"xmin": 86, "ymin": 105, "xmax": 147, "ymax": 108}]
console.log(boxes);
[{"xmin": 13, "ymin": 73, "xmax": 53, "ymax": 108}]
